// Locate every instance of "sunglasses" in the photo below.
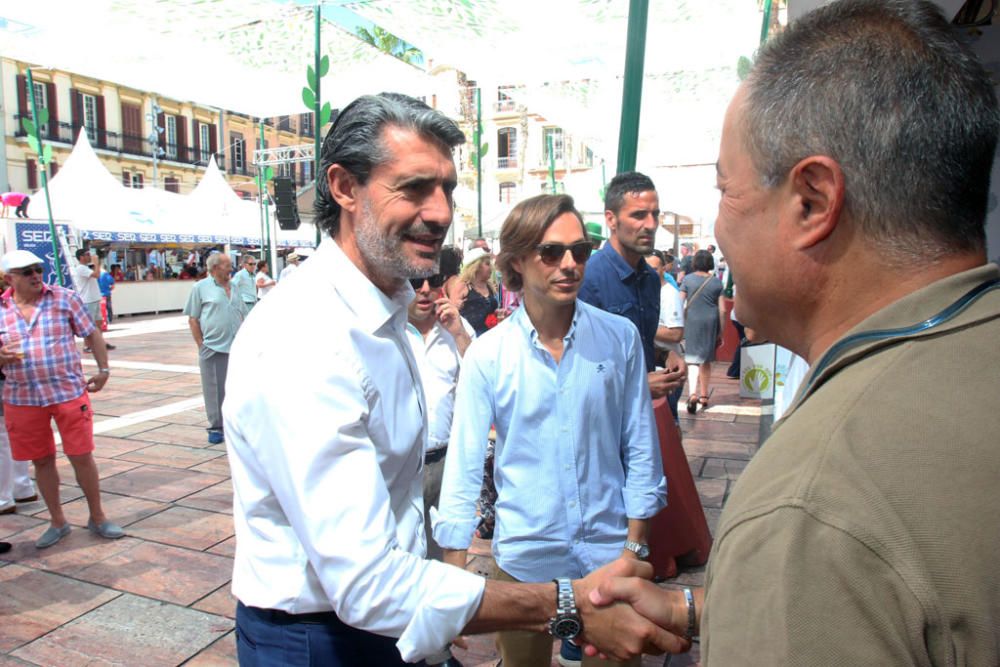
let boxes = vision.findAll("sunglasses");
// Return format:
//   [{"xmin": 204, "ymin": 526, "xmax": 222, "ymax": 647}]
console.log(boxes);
[
  {"xmin": 11, "ymin": 266, "xmax": 44, "ymax": 276},
  {"xmin": 409, "ymin": 274, "xmax": 447, "ymax": 290},
  {"xmin": 536, "ymin": 242, "xmax": 593, "ymax": 265}
]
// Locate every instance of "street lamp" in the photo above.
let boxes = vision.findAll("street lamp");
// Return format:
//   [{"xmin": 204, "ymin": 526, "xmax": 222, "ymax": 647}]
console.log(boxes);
[{"xmin": 145, "ymin": 100, "xmax": 164, "ymax": 188}]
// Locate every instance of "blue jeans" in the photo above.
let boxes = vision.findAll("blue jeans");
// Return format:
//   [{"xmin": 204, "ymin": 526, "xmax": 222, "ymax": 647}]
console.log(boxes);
[{"xmin": 236, "ymin": 601, "xmax": 424, "ymax": 666}]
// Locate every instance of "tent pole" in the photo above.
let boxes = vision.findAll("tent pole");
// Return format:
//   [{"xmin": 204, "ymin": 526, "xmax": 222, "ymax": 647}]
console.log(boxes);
[
  {"xmin": 314, "ymin": 1, "xmax": 322, "ymax": 248},
  {"xmin": 476, "ymin": 87, "xmax": 482, "ymax": 240},
  {"xmin": 259, "ymin": 122, "xmax": 272, "ymax": 266},
  {"xmin": 256, "ymin": 119, "xmax": 266, "ymax": 263},
  {"xmin": 26, "ymin": 68, "xmax": 64, "ymax": 287},
  {"xmin": 616, "ymin": 0, "xmax": 649, "ymax": 174}
]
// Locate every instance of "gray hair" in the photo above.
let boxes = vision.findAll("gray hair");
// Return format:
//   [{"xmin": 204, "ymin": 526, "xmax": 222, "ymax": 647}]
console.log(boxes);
[
  {"xmin": 206, "ymin": 253, "xmax": 227, "ymax": 272},
  {"xmin": 744, "ymin": 0, "xmax": 999, "ymax": 259},
  {"xmin": 314, "ymin": 92, "xmax": 466, "ymax": 237}
]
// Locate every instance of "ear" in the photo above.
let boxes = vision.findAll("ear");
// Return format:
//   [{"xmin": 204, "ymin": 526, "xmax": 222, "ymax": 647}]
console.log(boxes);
[
  {"xmin": 511, "ymin": 256, "xmax": 524, "ymax": 279},
  {"xmin": 326, "ymin": 164, "xmax": 359, "ymax": 215},
  {"xmin": 604, "ymin": 209, "xmax": 617, "ymax": 233},
  {"xmin": 786, "ymin": 155, "xmax": 845, "ymax": 250}
]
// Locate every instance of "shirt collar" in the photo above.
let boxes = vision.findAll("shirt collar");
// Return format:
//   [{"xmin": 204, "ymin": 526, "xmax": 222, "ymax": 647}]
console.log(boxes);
[
  {"xmin": 513, "ymin": 299, "xmax": 582, "ymax": 344},
  {"xmin": 598, "ymin": 243, "xmax": 651, "ymax": 282},
  {"xmin": 324, "ymin": 238, "xmax": 413, "ymax": 335},
  {"xmin": 1, "ymin": 283, "xmax": 52, "ymax": 307}
]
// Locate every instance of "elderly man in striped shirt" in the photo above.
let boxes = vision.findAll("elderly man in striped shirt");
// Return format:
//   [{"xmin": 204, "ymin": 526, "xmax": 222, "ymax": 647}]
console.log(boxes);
[{"xmin": 0, "ymin": 250, "xmax": 123, "ymax": 549}]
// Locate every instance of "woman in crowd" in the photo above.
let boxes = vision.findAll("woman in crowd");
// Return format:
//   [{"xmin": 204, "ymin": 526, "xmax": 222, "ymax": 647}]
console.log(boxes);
[
  {"xmin": 439, "ymin": 246, "xmax": 465, "ymax": 308},
  {"xmin": 255, "ymin": 260, "xmax": 277, "ymax": 300},
  {"xmin": 680, "ymin": 249, "xmax": 725, "ymax": 414},
  {"xmin": 457, "ymin": 248, "xmax": 498, "ymax": 336}
]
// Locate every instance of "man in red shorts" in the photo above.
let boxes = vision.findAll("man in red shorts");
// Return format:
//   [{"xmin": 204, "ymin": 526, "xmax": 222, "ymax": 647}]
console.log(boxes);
[{"xmin": 0, "ymin": 249, "xmax": 123, "ymax": 549}]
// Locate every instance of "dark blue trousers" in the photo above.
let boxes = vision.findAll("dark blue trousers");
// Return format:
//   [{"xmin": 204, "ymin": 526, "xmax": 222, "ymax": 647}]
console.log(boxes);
[{"xmin": 236, "ymin": 601, "xmax": 426, "ymax": 666}]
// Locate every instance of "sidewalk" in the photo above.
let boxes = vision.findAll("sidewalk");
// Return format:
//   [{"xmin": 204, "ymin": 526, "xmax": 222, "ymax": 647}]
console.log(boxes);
[{"xmin": 0, "ymin": 315, "xmax": 764, "ymax": 666}]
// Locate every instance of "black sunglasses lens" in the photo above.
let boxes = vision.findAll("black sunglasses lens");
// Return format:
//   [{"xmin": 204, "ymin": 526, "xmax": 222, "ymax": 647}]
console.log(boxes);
[
  {"xmin": 409, "ymin": 274, "xmax": 446, "ymax": 289},
  {"xmin": 570, "ymin": 243, "xmax": 592, "ymax": 263},
  {"xmin": 19, "ymin": 267, "xmax": 43, "ymax": 276},
  {"xmin": 538, "ymin": 243, "xmax": 592, "ymax": 264}
]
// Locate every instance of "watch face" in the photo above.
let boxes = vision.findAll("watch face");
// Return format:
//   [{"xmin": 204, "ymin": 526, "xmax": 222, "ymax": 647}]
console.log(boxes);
[
  {"xmin": 551, "ymin": 616, "xmax": 582, "ymax": 640},
  {"xmin": 638, "ymin": 544, "xmax": 651, "ymax": 559}
]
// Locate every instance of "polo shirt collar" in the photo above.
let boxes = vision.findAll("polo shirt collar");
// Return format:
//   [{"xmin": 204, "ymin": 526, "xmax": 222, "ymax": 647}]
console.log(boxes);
[
  {"xmin": 598, "ymin": 243, "xmax": 649, "ymax": 281},
  {"xmin": 514, "ymin": 298, "xmax": 581, "ymax": 344},
  {"xmin": 323, "ymin": 238, "xmax": 413, "ymax": 335}
]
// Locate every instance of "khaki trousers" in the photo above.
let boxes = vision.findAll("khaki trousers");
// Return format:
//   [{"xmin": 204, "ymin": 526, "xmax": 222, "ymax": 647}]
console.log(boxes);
[{"xmin": 494, "ymin": 569, "xmax": 641, "ymax": 667}]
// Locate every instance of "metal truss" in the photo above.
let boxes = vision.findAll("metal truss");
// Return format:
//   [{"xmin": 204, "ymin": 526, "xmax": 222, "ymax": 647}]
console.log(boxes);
[{"xmin": 252, "ymin": 144, "xmax": 315, "ymax": 166}]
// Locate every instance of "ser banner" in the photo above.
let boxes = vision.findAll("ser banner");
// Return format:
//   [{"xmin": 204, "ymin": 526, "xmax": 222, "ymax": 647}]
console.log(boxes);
[{"xmin": 15, "ymin": 222, "xmax": 72, "ymax": 287}]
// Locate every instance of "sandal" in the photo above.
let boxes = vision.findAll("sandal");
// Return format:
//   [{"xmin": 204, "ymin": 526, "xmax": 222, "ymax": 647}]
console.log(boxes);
[
  {"xmin": 699, "ymin": 395, "xmax": 710, "ymax": 410},
  {"xmin": 686, "ymin": 395, "xmax": 699, "ymax": 414}
]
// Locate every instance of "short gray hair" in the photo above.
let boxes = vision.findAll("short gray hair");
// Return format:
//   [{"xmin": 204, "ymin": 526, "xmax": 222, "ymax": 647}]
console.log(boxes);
[
  {"xmin": 744, "ymin": 0, "xmax": 999, "ymax": 259},
  {"xmin": 206, "ymin": 253, "xmax": 227, "ymax": 272},
  {"xmin": 314, "ymin": 92, "xmax": 465, "ymax": 237}
]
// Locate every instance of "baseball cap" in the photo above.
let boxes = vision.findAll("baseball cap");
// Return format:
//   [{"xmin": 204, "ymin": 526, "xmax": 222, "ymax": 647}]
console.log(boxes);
[{"xmin": 1, "ymin": 250, "xmax": 44, "ymax": 272}]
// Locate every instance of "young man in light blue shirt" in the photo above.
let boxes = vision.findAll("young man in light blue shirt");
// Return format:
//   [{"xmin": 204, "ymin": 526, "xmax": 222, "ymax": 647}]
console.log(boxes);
[{"xmin": 435, "ymin": 194, "xmax": 667, "ymax": 666}]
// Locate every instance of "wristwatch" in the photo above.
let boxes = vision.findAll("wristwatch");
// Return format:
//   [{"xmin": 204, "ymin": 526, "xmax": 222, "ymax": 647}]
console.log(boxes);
[
  {"xmin": 548, "ymin": 578, "xmax": 583, "ymax": 640},
  {"xmin": 98, "ymin": 368, "xmax": 111, "ymax": 375},
  {"xmin": 623, "ymin": 540, "xmax": 650, "ymax": 560}
]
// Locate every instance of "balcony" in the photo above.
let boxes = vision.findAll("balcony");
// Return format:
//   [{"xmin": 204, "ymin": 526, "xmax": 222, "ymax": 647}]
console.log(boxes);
[
  {"xmin": 497, "ymin": 156, "xmax": 518, "ymax": 169},
  {"xmin": 495, "ymin": 99, "xmax": 516, "ymax": 113},
  {"xmin": 13, "ymin": 114, "xmax": 223, "ymax": 169}
]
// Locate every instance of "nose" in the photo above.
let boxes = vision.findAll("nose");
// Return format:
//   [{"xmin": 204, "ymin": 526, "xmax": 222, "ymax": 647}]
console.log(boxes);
[
  {"xmin": 558, "ymin": 247, "xmax": 578, "ymax": 272},
  {"xmin": 423, "ymin": 186, "xmax": 453, "ymax": 228}
]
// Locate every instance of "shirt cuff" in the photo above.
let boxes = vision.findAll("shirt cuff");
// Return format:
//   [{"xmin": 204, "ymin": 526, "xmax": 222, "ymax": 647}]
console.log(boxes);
[
  {"xmin": 430, "ymin": 507, "xmax": 478, "ymax": 551},
  {"xmin": 623, "ymin": 476, "xmax": 668, "ymax": 519},
  {"xmin": 396, "ymin": 562, "xmax": 485, "ymax": 662}
]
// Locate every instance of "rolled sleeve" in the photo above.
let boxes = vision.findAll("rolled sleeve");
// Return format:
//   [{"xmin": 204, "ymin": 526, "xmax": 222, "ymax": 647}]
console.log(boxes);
[
  {"xmin": 433, "ymin": 342, "xmax": 494, "ymax": 550},
  {"xmin": 620, "ymin": 328, "xmax": 668, "ymax": 518},
  {"xmin": 66, "ymin": 291, "xmax": 96, "ymax": 338}
]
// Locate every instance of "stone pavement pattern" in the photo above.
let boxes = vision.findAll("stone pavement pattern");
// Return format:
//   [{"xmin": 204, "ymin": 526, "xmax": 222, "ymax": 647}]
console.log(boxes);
[{"xmin": 0, "ymin": 315, "xmax": 763, "ymax": 666}]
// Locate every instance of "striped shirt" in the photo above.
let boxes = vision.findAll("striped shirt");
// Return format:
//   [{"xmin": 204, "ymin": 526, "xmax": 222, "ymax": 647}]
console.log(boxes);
[{"xmin": 0, "ymin": 285, "xmax": 94, "ymax": 406}]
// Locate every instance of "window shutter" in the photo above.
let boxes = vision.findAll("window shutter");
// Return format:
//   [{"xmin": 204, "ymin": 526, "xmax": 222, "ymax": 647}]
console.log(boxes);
[
  {"xmin": 71, "ymin": 89, "xmax": 83, "ymax": 138},
  {"xmin": 27, "ymin": 159, "xmax": 37, "ymax": 190},
  {"xmin": 16, "ymin": 75, "xmax": 28, "ymax": 119},
  {"xmin": 50, "ymin": 161, "xmax": 59, "ymax": 177},
  {"xmin": 136, "ymin": 173, "xmax": 144, "ymax": 188},
  {"xmin": 96, "ymin": 95, "xmax": 107, "ymax": 148},
  {"xmin": 176, "ymin": 116, "xmax": 188, "ymax": 162},
  {"xmin": 45, "ymin": 82, "xmax": 59, "ymax": 139},
  {"xmin": 123, "ymin": 171, "xmax": 130, "ymax": 187},
  {"xmin": 192, "ymin": 119, "xmax": 200, "ymax": 159},
  {"xmin": 157, "ymin": 112, "xmax": 166, "ymax": 151},
  {"xmin": 209, "ymin": 124, "xmax": 218, "ymax": 155}
]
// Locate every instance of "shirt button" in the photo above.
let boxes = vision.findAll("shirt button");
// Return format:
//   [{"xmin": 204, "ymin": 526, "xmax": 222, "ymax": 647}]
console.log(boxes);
[
  {"xmin": 569, "ymin": 501, "xmax": 576, "ymax": 508},
  {"xmin": 564, "ymin": 465, "xmax": 571, "ymax": 471}
]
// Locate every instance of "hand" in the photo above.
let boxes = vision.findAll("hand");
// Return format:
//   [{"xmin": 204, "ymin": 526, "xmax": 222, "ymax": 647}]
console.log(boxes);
[
  {"xmin": 648, "ymin": 368, "xmax": 686, "ymax": 399},
  {"xmin": 435, "ymin": 298, "xmax": 464, "ymax": 337},
  {"xmin": 86, "ymin": 371, "xmax": 109, "ymax": 393},
  {"xmin": 0, "ymin": 344, "xmax": 22, "ymax": 366},
  {"xmin": 585, "ymin": 578, "xmax": 693, "ymax": 659},
  {"xmin": 573, "ymin": 558, "xmax": 689, "ymax": 660},
  {"xmin": 450, "ymin": 636, "xmax": 469, "ymax": 651}
]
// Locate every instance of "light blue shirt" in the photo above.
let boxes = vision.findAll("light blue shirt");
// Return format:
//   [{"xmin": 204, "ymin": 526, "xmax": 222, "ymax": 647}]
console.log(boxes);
[
  {"xmin": 433, "ymin": 300, "xmax": 667, "ymax": 582},
  {"xmin": 183, "ymin": 277, "xmax": 247, "ymax": 354},
  {"xmin": 231, "ymin": 268, "xmax": 258, "ymax": 307}
]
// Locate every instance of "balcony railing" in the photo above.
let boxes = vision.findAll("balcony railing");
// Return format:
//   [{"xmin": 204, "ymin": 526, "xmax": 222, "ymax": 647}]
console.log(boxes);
[
  {"xmin": 497, "ymin": 156, "xmax": 518, "ymax": 169},
  {"xmin": 14, "ymin": 114, "xmax": 224, "ymax": 170},
  {"xmin": 495, "ymin": 99, "xmax": 516, "ymax": 112}
]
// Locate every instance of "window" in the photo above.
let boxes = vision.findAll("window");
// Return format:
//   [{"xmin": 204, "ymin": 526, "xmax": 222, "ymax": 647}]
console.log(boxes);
[
  {"xmin": 497, "ymin": 127, "xmax": 517, "ymax": 169},
  {"xmin": 123, "ymin": 170, "xmax": 144, "ymax": 189},
  {"xmin": 541, "ymin": 181, "xmax": 565, "ymax": 194},
  {"xmin": 278, "ymin": 115, "xmax": 291, "ymax": 132},
  {"xmin": 582, "ymin": 146, "xmax": 594, "ymax": 167},
  {"xmin": 164, "ymin": 176, "xmax": 179, "ymax": 193},
  {"xmin": 231, "ymin": 133, "xmax": 246, "ymax": 173},
  {"xmin": 300, "ymin": 113, "xmax": 314, "ymax": 137},
  {"xmin": 165, "ymin": 115, "xmax": 178, "ymax": 159},
  {"xmin": 497, "ymin": 85, "xmax": 516, "ymax": 112},
  {"xmin": 31, "ymin": 82, "xmax": 48, "ymax": 135},
  {"xmin": 83, "ymin": 93, "xmax": 98, "ymax": 144},
  {"xmin": 499, "ymin": 182, "xmax": 517, "ymax": 204},
  {"xmin": 27, "ymin": 159, "xmax": 37, "ymax": 190},
  {"xmin": 200, "ymin": 124, "xmax": 211, "ymax": 162},
  {"xmin": 132, "ymin": 172, "xmax": 144, "ymax": 189},
  {"xmin": 543, "ymin": 128, "xmax": 564, "ymax": 162},
  {"xmin": 301, "ymin": 159, "xmax": 313, "ymax": 184}
]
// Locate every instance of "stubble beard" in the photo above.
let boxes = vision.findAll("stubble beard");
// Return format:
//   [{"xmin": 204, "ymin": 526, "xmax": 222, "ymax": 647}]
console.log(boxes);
[{"xmin": 355, "ymin": 200, "xmax": 440, "ymax": 286}]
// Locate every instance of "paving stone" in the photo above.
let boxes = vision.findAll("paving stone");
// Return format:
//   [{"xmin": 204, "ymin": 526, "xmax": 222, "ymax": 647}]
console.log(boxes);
[
  {"xmin": 192, "ymin": 583, "xmax": 237, "ymax": 619},
  {"xmin": 0, "ymin": 512, "xmax": 46, "ymax": 541},
  {"xmin": 11, "ymin": 593, "xmax": 231, "ymax": 666},
  {"xmin": 190, "ymin": 455, "xmax": 233, "ymax": 477},
  {"xmin": 117, "ymin": 443, "xmax": 224, "ymax": 469},
  {"xmin": 92, "ymin": 436, "xmax": 151, "ymax": 457},
  {"xmin": 10, "ymin": 486, "xmax": 85, "ymax": 516},
  {"xmin": 5, "ymin": 535, "xmax": 142, "ymax": 577},
  {"xmin": 0, "ymin": 564, "xmax": 120, "ymax": 652},
  {"xmin": 680, "ymin": 437, "xmax": 755, "ymax": 461},
  {"xmin": 32, "ymin": 492, "xmax": 168, "ymax": 529},
  {"xmin": 177, "ymin": 480, "xmax": 233, "ymax": 515},
  {"xmin": 73, "ymin": 541, "xmax": 233, "ymax": 606},
  {"xmin": 126, "ymin": 506, "xmax": 234, "ymax": 550},
  {"xmin": 695, "ymin": 478, "xmax": 729, "ymax": 509},
  {"xmin": 185, "ymin": 631, "xmax": 237, "ymax": 666},
  {"xmin": 161, "ymin": 409, "xmax": 211, "ymax": 427},
  {"xmin": 99, "ymin": 420, "xmax": 171, "ymax": 438},
  {"xmin": 99, "ymin": 464, "xmax": 226, "ymax": 503},
  {"xmin": 207, "ymin": 536, "xmax": 236, "ymax": 557},
  {"xmin": 700, "ymin": 457, "xmax": 749, "ymax": 481},
  {"xmin": 55, "ymin": 456, "xmax": 141, "ymax": 482}
]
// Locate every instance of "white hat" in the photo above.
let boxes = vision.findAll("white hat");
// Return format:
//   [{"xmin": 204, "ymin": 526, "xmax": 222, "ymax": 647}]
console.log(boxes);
[
  {"xmin": 1, "ymin": 250, "xmax": 44, "ymax": 272},
  {"xmin": 463, "ymin": 247, "xmax": 490, "ymax": 268}
]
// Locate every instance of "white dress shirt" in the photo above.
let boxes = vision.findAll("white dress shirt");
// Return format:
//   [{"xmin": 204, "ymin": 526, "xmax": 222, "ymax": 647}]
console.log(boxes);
[
  {"xmin": 433, "ymin": 301, "xmax": 667, "ymax": 582},
  {"xmin": 655, "ymin": 280, "xmax": 685, "ymax": 356},
  {"xmin": 223, "ymin": 239, "xmax": 485, "ymax": 662},
  {"xmin": 405, "ymin": 318, "xmax": 474, "ymax": 452}
]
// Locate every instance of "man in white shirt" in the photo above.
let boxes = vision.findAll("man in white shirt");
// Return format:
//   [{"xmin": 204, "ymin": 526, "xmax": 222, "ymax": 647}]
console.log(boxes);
[
  {"xmin": 223, "ymin": 92, "xmax": 683, "ymax": 667},
  {"xmin": 646, "ymin": 250, "xmax": 684, "ymax": 419},
  {"xmin": 435, "ymin": 194, "xmax": 668, "ymax": 666},
  {"xmin": 73, "ymin": 249, "xmax": 115, "ymax": 351},
  {"xmin": 279, "ymin": 252, "xmax": 300, "ymax": 281}
]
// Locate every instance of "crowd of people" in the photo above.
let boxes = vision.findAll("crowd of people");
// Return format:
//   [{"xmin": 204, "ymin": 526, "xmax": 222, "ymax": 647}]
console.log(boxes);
[{"xmin": 2, "ymin": 1, "xmax": 999, "ymax": 665}]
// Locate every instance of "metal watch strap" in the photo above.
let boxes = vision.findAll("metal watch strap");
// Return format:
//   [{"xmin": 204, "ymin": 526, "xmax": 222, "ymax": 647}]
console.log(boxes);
[
  {"xmin": 554, "ymin": 577, "xmax": 576, "ymax": 614},
  {"xmin": 683, "ymin": 588, "xmax": 696, "ymax": 641},
  {"xmin": 623, "ymin": 539, "xmax": 649, "ymax": 558}
]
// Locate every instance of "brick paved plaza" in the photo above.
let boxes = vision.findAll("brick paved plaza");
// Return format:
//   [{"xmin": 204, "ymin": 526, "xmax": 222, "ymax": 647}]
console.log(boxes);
[{"xmin": 0, "ymin": 314, "xmax": 765, "ymax": 666}]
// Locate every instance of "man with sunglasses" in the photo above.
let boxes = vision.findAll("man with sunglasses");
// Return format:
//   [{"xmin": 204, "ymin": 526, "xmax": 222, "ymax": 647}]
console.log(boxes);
[
  {"xmin": 0, "ymin": 250, "xmax": 122, "ymax": 549},
  {"xmin": 579, "ymin": 173, "xmax": 686, "ymax": 403},
  {"xmin": 231, "ymin": 254, "xmax": 258, "ymax": 312},
  {"xmin": 435, "ymin": 194, "xmax": 667, "ymax": 666}
]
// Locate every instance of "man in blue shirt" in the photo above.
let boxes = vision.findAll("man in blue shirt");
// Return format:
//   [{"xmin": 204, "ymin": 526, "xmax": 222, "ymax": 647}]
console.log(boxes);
[
  {"xmin": 98, "ymin": 263, "xmax": 115, "ymax": 323},
  {"xmin": 578, "ymin": 172, "xmax": 686, "ymax": 400},
  {"xmin": 435, "ymin": 194, "xmax": 667, "ymax": 666}
]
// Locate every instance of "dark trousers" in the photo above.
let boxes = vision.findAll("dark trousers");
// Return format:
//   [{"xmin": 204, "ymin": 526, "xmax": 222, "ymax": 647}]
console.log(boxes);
[
  {"xmin": 727, "ymin": 320, "xmax": 747, "ymax": 378},
  {"xmin": 236, "ymin": 601, "xmax": 424, "ymax": 667},
  {"xmin": 103, "ymin": 294, "xmax": 113, "ymax": 323},
  {"xmin": 15, "ymin": 198, "xmax": 29, "ymax": 218}
]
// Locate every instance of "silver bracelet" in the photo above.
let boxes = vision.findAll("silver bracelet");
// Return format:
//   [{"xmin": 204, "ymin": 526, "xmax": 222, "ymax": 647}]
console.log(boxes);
[{"xmin": 683, "ymin": 587, "xmax": 696, "ymax": 641}]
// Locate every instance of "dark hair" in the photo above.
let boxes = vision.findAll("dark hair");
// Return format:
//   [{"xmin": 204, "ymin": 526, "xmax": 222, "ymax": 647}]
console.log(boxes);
[
  {"xmin": 648, "ymin": 249, "xmax": 666, "ymax": 264},
  {"xmin": 75, "ymin": 248, "xmax": 88, "ymax": 260},
  {"xmin": 604, "ymin": 171, "xmax": 656, "ymax": 215},
  {"xmin": 744, "ymin": 0, "xmax": 999, "ymax": 259},
  {"xmin": 313, "ymin": 92, "xmax": 466, "ymax": 238},
  {"xmin": 692, "ymin": 249, "xmax": 715, "ymax": 272},
  {"xmin": 439, "ymin": 246, "xmax": 462, "ymax": 279},
  {"xmin": 257, "ymin": 260, "xmax": 268, "ymax": 273},
  {"xmin": 497, "ymin": 194, "xmax": 585, "ymax": 292},
  {"xmin": 664, "ymin": 253, "xmax": 675, "ymax": 264}
]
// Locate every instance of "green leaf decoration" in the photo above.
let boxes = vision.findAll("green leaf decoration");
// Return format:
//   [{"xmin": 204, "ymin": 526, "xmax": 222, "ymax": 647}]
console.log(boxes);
[
  {"xmin": 319, "ymin": 55, "xmax": 330, "ymax": 77},
  {"xmin": 737, "ymin": 56, "xmax": 753, "ymax": 81},
  {"xmin": 320, "ymin": 102, "xmax": 331, "ymax": 126},
  {"xmin": 27, "ymin": 135, "xmax": 40, "ymax": 154},
  {"xmin": 307, "ymin": 65, "xmax": 317, "ymax": 91},
  {"xmin": 42, "ymin": 144, "xmax": 53, "ymax": 164},
  {"xmin": 302, "ymin": 86, "xmax": 316, "ymax": 110},
  {"xmin": 21, "ymin": 117, "xmax": 35, "ymax": 135},
  {"xmin": 264, "ymin": 166, "xmax": 274, "ymax": 181},
  {"xmin": 37, "ymin": 108, "xmax": 49, "ymax": 126},
  {"xmin": 479, "ymin": 142, "xmax": 489, "ymax": 158}
]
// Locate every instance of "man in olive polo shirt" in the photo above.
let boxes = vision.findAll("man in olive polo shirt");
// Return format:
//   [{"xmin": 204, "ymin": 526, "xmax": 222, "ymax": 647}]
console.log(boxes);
[{"xmin": 184, "ymin": 253, "xmax": 246, "ymax": 444}]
